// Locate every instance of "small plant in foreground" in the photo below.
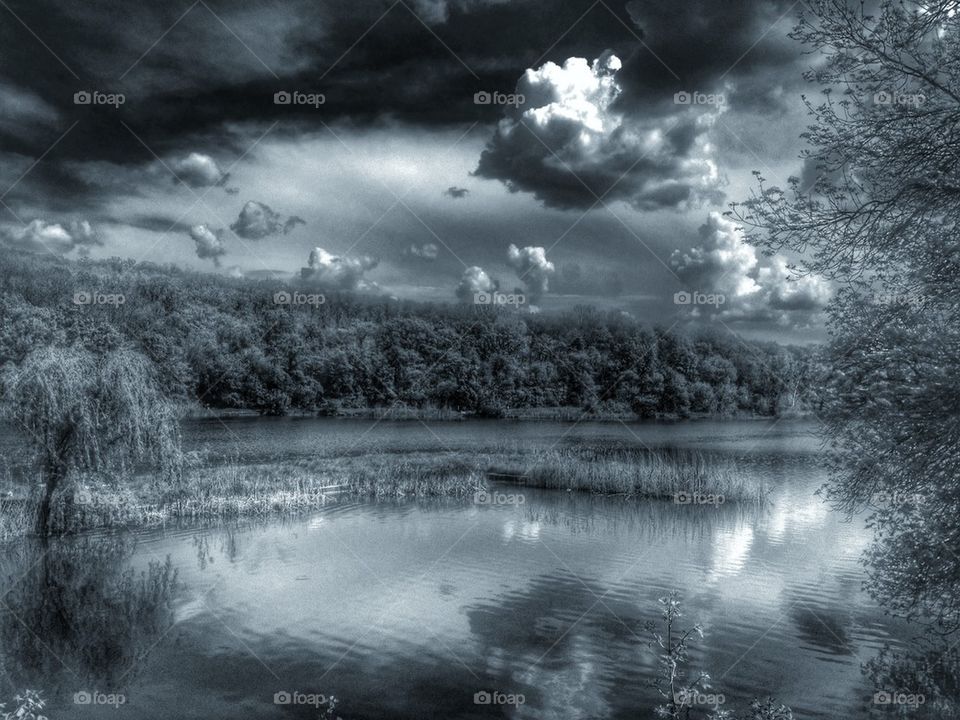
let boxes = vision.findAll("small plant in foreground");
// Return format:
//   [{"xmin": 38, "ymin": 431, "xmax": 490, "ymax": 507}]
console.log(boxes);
[
  {"xmin": 0, "ymin": 690, "xmax": 47, "ymax": 720},
  {"xmin": 645, "ymin": 593, "xmax": 794, "ymax": 719},
  {"xmin": 647, "ymin": 592, "xmax": 717, "ymax": 718}
]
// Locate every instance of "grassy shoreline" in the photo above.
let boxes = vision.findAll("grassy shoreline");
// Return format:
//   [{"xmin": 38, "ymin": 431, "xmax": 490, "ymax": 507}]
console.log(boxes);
[{"xmin": 0, "ymin": 446, "xmax": 767, "ymax": 539}]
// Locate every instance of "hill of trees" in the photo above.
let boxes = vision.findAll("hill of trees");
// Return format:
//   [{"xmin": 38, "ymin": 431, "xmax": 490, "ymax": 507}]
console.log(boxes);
[{"xmin": 0, "ymin": 250, "xmax": 819, "ymax": 419}]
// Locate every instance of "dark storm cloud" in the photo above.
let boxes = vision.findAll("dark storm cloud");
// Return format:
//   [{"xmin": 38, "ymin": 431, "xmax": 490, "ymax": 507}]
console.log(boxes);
[
  {"xmin": 0, "ymin": 0, "xmax": 802, "ymax": 166},
  {"xmin": 0, "ymin": 0, "xmax": 809, "ymax": 261},
  {"xmin": 619, "ymin": 0, "xmax": 804, "ymax": 112},
  {"xmin": 231, "ymin": 201, "xmax": 283, "ymax": 240}
]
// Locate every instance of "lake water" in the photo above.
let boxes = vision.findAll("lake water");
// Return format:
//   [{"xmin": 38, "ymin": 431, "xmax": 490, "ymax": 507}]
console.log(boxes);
[{"xmin": 0, "ymin": 419, "xmax": 925, "ymax": 718}]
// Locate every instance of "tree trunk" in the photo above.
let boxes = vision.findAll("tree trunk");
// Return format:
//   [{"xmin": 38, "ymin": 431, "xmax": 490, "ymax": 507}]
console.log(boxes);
[{"xmin": 36, "ymin": 463, "xmax": 64, "ymax": 537}]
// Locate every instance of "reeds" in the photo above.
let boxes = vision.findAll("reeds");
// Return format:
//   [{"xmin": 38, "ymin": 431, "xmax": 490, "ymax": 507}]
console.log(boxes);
[
  {"xmin": 487, "ymin": 446, "xmax": 767, "ymax": 503},
  {"xmin": 0, "ymin": 445, "xmax": 765, "ymax": 538}
]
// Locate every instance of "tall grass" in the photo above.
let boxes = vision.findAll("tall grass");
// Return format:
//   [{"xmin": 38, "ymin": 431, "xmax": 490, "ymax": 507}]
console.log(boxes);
[
  {"xmin": 0, "ymin": 444, "xmax": 764, "ymax": 538},
  {"xmin": 488, "ymin": 446, "xmax": 767, "ymax": 503}
]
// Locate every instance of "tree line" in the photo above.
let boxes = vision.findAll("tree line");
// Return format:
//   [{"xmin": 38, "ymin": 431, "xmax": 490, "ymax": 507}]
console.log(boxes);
[{"xmin": 0, "ymin": 250, "xmax": 818, "ymax": 419}]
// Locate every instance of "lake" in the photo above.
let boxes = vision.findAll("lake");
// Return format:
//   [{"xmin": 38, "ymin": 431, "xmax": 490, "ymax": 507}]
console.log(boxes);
[{"xmin": 0, "ymin": 419, "xmax": 922, "ymax": 718}]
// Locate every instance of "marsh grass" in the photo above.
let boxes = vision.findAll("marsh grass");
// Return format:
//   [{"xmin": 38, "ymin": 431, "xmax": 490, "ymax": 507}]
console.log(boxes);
[
  {"xmin": 0, "ymin": 498, "xmax": 32, "ymax": 540},
  {"xmin": 488, "ymin": 446, "xmax": 767, "ymax": 503},
  {"xmin": 0, "ymin": 444, "xmax": 765, "ymax": 538}
]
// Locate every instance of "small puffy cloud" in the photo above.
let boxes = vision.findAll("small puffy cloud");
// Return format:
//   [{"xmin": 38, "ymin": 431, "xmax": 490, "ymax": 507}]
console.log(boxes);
[
  {"xmin": 300, "ymin": 247, "xmax": 379, "ymax": 291},
  {"xmin": 507, "ymin": 244, "xmax": 555, "ymax": 298},
  {"xmin": 475, "ymin": 52, "xmax": 723, "ymax": 210},
  {"xmin": 171, "ymin": 152, "xmax": 227, "ymax": 188},
  {"xmin": 670, "ymin": 212, "xmax": 760, "ymax": 299},
  {"xmin": 230, "ymin": 200, "xmax": 303, "ymax": 240},
  {"xmin": 189, "ymin": 223, "xmax": 227, "ymax": 265},
  {"xmin": 444, "ymin": 186, "xmax": 469, "ymax": 199},
  {"xmin": 456, "ymin": 265, "xmax": 498, "ymax": 303},
  {"xmin": 405, "ymin": 242, "xmax": 440, "ymax": 260},
  {"xmin": 0, "ymin": 219, "xmax": 102, "ymax": 254},
  {"xmin": 283, "ymin": 215, "xmax": 306, "ymax": 234},
  {"xmin": 671, "ymin": 212, "xmax": 830, "ymax": 324}
]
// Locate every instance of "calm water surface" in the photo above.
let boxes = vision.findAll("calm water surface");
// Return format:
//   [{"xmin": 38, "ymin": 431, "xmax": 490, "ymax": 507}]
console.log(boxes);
[{"xmin": 0, "ymin": 419, "xmax": 922, "ymax": 718}]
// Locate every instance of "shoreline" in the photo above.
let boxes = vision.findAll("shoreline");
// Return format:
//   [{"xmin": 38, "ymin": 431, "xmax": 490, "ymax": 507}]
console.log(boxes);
[{"xmin": 182, "ymin": 405, "xmax": 816, "ymax": 422}]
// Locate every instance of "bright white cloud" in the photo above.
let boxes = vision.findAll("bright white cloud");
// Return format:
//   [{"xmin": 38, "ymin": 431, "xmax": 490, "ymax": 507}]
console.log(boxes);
[
  {"xmin": 0, "ymin": 219, "xmax": 102, "ymax": 254},
  {"xmin": 672, "ymin": 212, "xmax": 830, "ymax": 324},
  {"xmin": 507, "ymin": 244, "xmax": 555, "ymax": 297},
  {"xmin": 476, "ymin": 52, "xmax": 723, "ymax": 210},
  {"xmin": 671, "ymin": 212, "xmax": 760, "ymax": 298},
  {"xmin": 300, "ymin": 247, "xmax": 379, "ymax": 291},
  {"xmin": 189, "ymin": 223, "xmax": 227, "ymax": 265},
  {"xmin": 172, "ymin": 152, "xmax": 226, "ymax": 188},
  {"xmin": 455, "ymin": 265, "xmax": 498, "ymax": 302},
  {"xmin": 759, "ymin": 256, "xmax": 831, "ymax": 311}
]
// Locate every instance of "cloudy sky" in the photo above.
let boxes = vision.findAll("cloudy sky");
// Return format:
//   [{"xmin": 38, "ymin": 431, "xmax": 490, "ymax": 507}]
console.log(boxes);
[{"xmin": 0, "ymin": 0, "xmax": 831, "ymax": 341}]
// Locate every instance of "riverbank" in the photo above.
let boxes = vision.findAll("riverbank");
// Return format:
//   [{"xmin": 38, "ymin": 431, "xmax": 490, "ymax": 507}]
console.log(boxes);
[{"xmin": 0, "ymin": 445, "xmax": 766, "ymax": 539}]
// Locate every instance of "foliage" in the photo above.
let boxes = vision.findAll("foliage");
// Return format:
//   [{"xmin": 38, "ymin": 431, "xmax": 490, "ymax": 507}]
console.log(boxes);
[
  {"xmin": 866, "ymin": 641, "xmax": 960, "ymax": 717},
  {"xmin": 0, "ymin": 250, "xmax": 818, "ymax": 423},
  {"xmin": 646, "ymin": 592, "xmax": 713, "ymax": 718},
  {"xmin": 3, "ymin": 346, "xmax": 181, "ymax": 534},
  {"xmin": 644, "ymin": 593, "xmax": 794, "ymax": 719},
  {"xmin": 733, "ymin": 0, "xmax": 960, "ymax": 629},
  {"xmin": 0, "ymin": 690, "xmax": 46, "ymax": 720}
]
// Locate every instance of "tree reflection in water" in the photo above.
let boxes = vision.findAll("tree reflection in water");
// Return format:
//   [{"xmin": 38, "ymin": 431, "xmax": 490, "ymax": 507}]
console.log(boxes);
[
  {"xmin": 865, "ymin": 641, "xmax": 960, "ymax": 719},
  {"xmin": 0, "ymin": 534, "xmax": 178, "ymax": 696}
]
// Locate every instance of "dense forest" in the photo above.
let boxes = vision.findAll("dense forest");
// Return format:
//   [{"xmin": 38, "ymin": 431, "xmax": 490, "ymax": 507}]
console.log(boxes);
[{"xmin": 0, "ymin": 250, "xmax": 818, "ymax": 419}]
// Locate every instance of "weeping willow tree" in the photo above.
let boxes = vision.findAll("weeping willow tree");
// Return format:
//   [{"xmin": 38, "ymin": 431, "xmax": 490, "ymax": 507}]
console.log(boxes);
[
  {"xmin": 733, "ymin": 1, "xmax": 960, "ymax": 629},
  {"xmin": 4, "ymin": 347, "xmax": 181, "ymax": 536}
]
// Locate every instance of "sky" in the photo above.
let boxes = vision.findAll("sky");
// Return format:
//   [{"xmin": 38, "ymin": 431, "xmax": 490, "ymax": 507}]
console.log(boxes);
[{"xmin": 0, "ymin": 0, "xmax": 833, "ymax": 342}]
